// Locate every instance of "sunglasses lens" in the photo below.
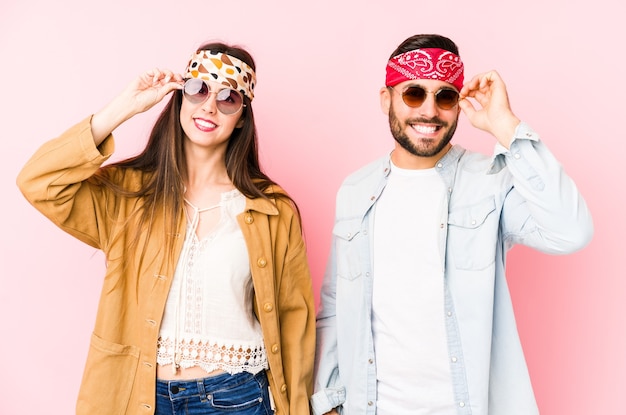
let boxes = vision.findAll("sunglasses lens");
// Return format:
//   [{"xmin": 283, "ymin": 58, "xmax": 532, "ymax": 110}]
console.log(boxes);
[
  {"xmin": 215, "ymin": 88, "xmax": 243, "ymax": 115},
  {"xmin": 400, "ymin": 86, "xmax": 459, "ymax": 110},
  {"xmin": 183, "ymin": 79, "xmax": 209, "ymax": 104},
  {"xmin": 183, "ymin": 79, "xmax": 243, "ymax": 114},
  {"xmin": 402, "ymin": 86, "xmax": 427, "ymax": 107},
  {"xmin": 435, "ymin": 89, "xmax": 459, "ymax": 110}
]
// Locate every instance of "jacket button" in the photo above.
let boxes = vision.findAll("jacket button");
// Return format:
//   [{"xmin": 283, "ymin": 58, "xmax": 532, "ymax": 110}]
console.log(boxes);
[
  {"xmin": 264, "ymin": 303, "xmax": 273, "ymax": 312},
  {"xmin": 245, "ymin": 214, "xmax": 254, "ymax": 224},
  {"xmin": 271, "ymin": 344, "xmax": 279, "ymax": 353},
  {"xmin": 280, "ymin": 384, "xmax": 287, "ymax": 393},
  {"xmin": 257, "ymin": 258, "xmax": 267, "ymax": 267}
]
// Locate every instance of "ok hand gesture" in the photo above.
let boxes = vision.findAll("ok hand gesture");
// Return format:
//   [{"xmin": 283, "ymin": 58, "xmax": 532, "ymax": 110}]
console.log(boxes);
[
  {"xmin": 458, "ymin": 70, "xmax": 520, "ymax": 149},
  {"xmin": 121, "ymin": 68, "xmax": 184, "ymax": 114},
  {"xmin": 91, "ymin": 68, "xmax": 184, "ymax": 145}
]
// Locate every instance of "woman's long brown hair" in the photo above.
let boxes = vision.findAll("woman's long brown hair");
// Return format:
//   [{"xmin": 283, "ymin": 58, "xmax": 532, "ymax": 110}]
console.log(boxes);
[{"xmin": 89, "ymin": 42, "xmax": 298, "ymax": 286}]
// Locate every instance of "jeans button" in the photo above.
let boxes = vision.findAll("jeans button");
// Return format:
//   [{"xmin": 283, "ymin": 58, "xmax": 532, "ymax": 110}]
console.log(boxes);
[{"xmin": 170, "ymin": 385, "xmax": 179, "ymax": 394}]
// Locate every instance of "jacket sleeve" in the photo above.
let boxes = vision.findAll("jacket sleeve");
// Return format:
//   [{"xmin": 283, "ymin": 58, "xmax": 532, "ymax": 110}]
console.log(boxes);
[
  {"xmin": 16, "ymin": 116, "xmax": 116, "ymax": 249},
  {"xmin": 490, "ymin": 122, "xmax": 594, "ymax": 253},
  {"xmin": 310, "ymin": 211, "xmax": 346, "ymax": 415},
  {"xmin": 276, "ymin": 207, "xmax": 317, "ymax": 415}
]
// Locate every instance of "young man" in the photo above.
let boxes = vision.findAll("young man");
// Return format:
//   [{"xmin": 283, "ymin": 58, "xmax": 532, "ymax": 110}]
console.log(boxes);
[{"xmin": 311, "ymin": 34, "xmax": 593, "ymax": 415}]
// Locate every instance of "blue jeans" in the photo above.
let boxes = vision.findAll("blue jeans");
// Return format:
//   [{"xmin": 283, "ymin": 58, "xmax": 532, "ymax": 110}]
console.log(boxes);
[{"xmin": 155, "ymin": 371, "xmax": 274, "ymax": 415}]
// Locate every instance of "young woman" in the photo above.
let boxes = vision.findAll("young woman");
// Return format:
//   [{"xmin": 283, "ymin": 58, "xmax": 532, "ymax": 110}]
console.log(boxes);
[{"xmin": 17, "ymin": 42, "xmax": 315, "ymax": 415}]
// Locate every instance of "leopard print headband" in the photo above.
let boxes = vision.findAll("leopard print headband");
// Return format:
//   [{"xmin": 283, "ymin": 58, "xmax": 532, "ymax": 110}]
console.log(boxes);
[{"xmin": 184, "ymin": 50, "xmax": 256, "ymax": 100}]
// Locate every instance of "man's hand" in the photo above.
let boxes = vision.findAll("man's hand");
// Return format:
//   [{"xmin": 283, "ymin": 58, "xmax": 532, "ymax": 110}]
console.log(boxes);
[{"xmin": 458, "ymin": 70, "xmax": 520, "ymax": 149}]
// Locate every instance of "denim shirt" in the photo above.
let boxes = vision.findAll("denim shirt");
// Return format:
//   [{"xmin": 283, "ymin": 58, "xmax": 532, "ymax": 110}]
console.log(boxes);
[{"xmin": 311, "ymin": 123, "xmax": 593, "ymax": 415}]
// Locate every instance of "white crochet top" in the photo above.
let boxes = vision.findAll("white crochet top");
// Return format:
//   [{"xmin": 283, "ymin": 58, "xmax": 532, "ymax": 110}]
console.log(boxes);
[{"xmin": 157, "ymin": 189, "xmax": 268, "ymax": 375}]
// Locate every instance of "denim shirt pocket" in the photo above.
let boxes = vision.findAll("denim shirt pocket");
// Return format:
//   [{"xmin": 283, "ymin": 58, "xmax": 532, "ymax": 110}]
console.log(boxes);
[
  {"xmin": 333, "ymin": 219, "xmax": 363, "ymax": 281},
  {"xmin": 447, "ymin": 196, "xmax": 498, "ymax": 270}
]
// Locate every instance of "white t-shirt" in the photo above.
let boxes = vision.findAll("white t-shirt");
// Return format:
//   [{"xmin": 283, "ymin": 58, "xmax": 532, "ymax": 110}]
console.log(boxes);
[{"xmin": 372, "ymin": 163, "xmax": 456, "ymax": 415}]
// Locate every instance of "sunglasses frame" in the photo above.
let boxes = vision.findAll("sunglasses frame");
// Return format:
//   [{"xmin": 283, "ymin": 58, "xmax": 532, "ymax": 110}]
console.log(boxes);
[
  {"xmin": 182, "ymin": 78, "xmax": 246, "ymax": 115},
  {"xmin": 390, "ymin": 85, "xmax": 460, "ymax": 110}
]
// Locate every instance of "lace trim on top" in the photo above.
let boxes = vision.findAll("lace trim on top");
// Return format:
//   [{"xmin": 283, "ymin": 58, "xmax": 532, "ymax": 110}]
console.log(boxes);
[
  {"xmin": 156, "ymin": 337, "xmax": 268, "ymax": 375},
  {"xmin": 157, "ymin": 188, "xmax": 268, "ymax": 375}
]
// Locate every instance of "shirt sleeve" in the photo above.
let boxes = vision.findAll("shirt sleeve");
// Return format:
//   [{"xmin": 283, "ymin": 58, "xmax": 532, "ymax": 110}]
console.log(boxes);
[
  {"xmin": 489, "ymin": 122, "xmax": 594, "ymax": 253},
  {"xmin": 311, "ymin": 223, "xmax": 347, "ymax": 415}
]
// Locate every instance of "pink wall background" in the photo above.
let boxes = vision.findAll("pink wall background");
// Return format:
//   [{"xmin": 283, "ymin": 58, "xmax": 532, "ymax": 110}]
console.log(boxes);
[{"xmin": 1, "ymin": 1, "xmax": 623, "ymax": 413}]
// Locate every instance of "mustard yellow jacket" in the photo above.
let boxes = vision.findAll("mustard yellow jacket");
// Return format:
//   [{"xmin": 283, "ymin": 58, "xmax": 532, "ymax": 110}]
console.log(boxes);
[{"xmin": 17, "ymin": 117, "xmax": 316, "ymax": 415}]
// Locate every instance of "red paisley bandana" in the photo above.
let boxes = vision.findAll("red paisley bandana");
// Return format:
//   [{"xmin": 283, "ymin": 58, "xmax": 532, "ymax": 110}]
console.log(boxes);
[{"xmin": 385, "ymin": 48, "xmax": 464, "ymax": 91}]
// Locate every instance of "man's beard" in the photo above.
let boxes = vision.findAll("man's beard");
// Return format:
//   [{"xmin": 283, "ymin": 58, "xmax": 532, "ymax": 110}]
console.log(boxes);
[{"xmin": 388, "ymin": 102, "xmax": 458, "ymax": 158}]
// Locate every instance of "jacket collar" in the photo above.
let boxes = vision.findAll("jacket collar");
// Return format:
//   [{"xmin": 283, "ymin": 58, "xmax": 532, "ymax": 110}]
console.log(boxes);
[
  {"xmin": 437, "ymin": 144, "xmax": 465, "ymax": 168},
  {"xmin": 244, "ymin": 184, "xmax": 281, "ymax": 216},
  {"xmin": 382, "ymin": 144, "xmax": 466, "ymax": 172}
]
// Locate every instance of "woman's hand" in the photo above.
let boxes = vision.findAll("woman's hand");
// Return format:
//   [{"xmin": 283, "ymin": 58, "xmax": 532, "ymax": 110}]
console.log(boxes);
[
  {"xmin": 458, "ymin": 70, "xmax": 520, "ymax": 149},
  {"xmin": 91, "ymin": 69, "xmax": 184, "ymax": 145},
  {"xmin": 122, "ymin": 68, "xmax": 184, "ymax": 114}
]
